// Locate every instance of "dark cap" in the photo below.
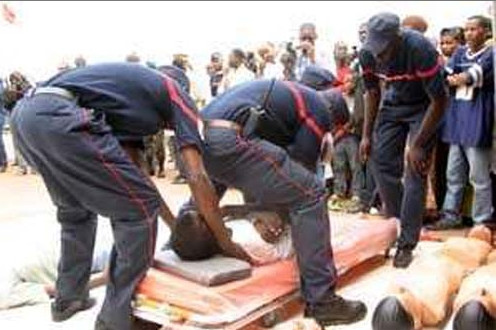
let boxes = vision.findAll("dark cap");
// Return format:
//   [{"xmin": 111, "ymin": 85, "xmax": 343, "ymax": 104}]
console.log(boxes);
[
  {"xmin": 363, "ymin": 12, "xmax": 400, "ymax": 57},
  {"xmin": 299, "ymin": 65, "xmax": 336, "ymax": 91},
  {"xmin": 158, "ymin": 65, "xmax": 191, "ymax": 94},
  {"xmin": 372, "ymin": 297, "xmax": 414, "ymax": 330}
]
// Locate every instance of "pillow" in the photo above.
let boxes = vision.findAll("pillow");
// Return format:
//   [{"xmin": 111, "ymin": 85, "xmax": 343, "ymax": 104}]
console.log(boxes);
[{"xmin": 154, "ymin": 250, "xmax": 252, "ymax": 286}]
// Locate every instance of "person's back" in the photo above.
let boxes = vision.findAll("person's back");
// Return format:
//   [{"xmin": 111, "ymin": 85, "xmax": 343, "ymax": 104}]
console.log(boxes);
[
  {"xmin": 45, "ymin": 63, "xmax": 169, "ymax": 139},
  {"xmin": 9, "ymin": 62, "xmax": 215, "ymax": 330},
  {"xmin": 202, "ymin": 79, "xmax": 332, "ymax": 170}
]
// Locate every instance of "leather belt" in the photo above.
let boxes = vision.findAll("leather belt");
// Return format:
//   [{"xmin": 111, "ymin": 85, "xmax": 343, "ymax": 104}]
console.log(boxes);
[
  {"xmin": 30, "ymin": 86, "xmax": 76, "ymax": 102},
  {"xmin": 203, "ymin": 119, "xmax": 242, "ymax": 134}
]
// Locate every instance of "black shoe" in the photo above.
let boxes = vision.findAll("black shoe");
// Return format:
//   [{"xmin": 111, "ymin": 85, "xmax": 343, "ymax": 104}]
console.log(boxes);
[
  {"xmin": 425, "ymin": 213, "xmax": 463, "ymax": 231},
  {"xmin": 305, "ymin": 293, "xmax": 367, "ymax": 326},
  {"xmin": 51, "ymin": 297, "xmax": 96, "ymax": 322},
  {"xmin": 393, "ymin": 249, "xmax": 413, "ymax": 268},
  {"xmin": 95, "ymin": 318, "xmax": 113, "ymax": 330}
]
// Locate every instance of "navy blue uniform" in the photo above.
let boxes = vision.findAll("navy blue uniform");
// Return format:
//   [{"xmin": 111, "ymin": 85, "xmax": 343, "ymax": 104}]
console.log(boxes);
[
  {"xmin": 11, "ymin": 63, "xmax": 201, "ymax": 330},
  {"xmin": 360, "ymin": 29, "xmax": 446, "ymax": 250},
  {"xmin": 200, "ymin": 79, "xmax": 338, "ymax": 306}
]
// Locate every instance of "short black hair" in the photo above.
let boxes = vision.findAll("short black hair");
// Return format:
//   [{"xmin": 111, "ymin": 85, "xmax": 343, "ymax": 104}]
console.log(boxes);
[
  {"xmin": 468, "ymin": 15, "xmax": 492, "ymax": 37},
  {"xmin": 170, "ymin": 210, "xmax": 220, "ymax": 261},
  {"xmin": 231, "ymin": 48, "xmax": 246, "ymax": 61},
  {"xmin": 440, "ymin": 26, "xmax": 465, "ymax": 44}
]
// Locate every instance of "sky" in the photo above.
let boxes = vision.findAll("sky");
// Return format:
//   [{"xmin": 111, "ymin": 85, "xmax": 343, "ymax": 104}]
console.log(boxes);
[{"xmin": 0, "ymin": 1, "xmax": 492, "ymax": 81}]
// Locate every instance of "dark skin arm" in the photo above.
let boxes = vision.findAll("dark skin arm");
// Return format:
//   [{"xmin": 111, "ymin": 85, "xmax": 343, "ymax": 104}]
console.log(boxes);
[
  {"xmin": 359, "ymin": 87, "xmax": 381, "ymax": 162},
  {"xmin": 180, "ymin": 146, "xmax": 252, "ymax": 263},
  {"xmin": 407, "ymin": 94, "xmax": 447, "ymax": 175}
]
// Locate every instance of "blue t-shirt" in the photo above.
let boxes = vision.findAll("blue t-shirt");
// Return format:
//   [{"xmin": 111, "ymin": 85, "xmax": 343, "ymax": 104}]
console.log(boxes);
[
  {"xmin": 201, "ymin": 79, "xmax": 333, "ymax": 170},
  {"xmin": 45, "ymin": 63, "xmax": 202, "ymax": 149},
  {"xmin": 360, "ymin": 29, "xmax": 446, "ymax": 110},
  {"xmin": 442, "ymin": 45, "xmax": 494, "ymax": 147}
]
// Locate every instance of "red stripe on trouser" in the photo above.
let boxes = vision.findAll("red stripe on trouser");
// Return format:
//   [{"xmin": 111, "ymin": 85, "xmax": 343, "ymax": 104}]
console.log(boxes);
[
  {"xmin": 235, "ymin": 135, "xmax": 318, "ymax": 200},
  {"xmin": 79, "ymin": 108, "xmax": 156, "ymax": 263}
]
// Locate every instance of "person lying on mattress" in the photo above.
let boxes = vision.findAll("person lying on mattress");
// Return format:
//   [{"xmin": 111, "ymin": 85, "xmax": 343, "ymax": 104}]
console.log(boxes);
[
  {"xmin": 168, "ymin": 207, "xmax": 295, "ymax": 266},
  {"xmin": 0, "ymin": 229, "xmax": 111, "ymax": 310},
  {"xmin": 372, "ymin": 225, "xmax": 494, "ymax": 330}
]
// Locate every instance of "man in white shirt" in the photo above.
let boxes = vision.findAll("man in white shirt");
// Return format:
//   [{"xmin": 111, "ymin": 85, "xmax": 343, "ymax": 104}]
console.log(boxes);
[
  {"xmin": 295, "ymin": 23, "xmax": 335, "ymax": 79},
  {"xmin": 219, "ymin": 49, "xmax": 255, "ymax": 93},
  {"xmin": 258, "ymin": 42, "xmax": 284, "ymax": 80}
]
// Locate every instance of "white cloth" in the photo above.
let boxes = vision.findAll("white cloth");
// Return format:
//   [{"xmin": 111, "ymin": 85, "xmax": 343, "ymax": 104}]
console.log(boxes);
[
  {"xmin": 262, "ymin": 62, "xmax": 284, "ymax": 80},
  {"xmin": 295, "ymin": 42, "xmax": 335, "ymax": 79},
  {"xmin": 226, "ymin": 220, "xmax": 293, "ymax": 265},
  {"xmin": 0, "ymin": 228, "xmax": 111, "ymax": 310},
  {"xmin": 218, "ymin": 65, "xmax": 255, "ymax": 94}
]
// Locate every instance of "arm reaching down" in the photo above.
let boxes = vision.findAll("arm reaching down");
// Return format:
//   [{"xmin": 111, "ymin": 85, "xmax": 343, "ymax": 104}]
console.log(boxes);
[{"xmin": 180, "ymin": 146, "xmax": 253, "ymax": 263}]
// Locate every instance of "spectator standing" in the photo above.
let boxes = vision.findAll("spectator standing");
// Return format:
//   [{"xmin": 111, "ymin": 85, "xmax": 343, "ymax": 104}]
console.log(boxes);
[
  {"xmin": 429, "ymin": 16, "xmax": 494, "ymax": 230},
  {"xmin": 219, "ymin": 48, "xmax": 255, "ymax": 93},
  {"xmin": 206, "ymin": 52, "xmax": 224, "ymax": 97},
  {"xmin": 295, "ymin": 23, "xmax": 334, "ymax": 79}
]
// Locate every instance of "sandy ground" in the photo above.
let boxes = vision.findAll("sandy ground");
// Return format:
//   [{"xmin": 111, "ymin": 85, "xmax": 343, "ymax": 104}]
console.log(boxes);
[{"xmin": 0, "ymin": 132, "xmax": 464, "ymax": 329}]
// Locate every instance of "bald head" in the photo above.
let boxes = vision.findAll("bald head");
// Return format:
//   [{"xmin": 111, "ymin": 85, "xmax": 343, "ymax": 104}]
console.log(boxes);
[{"xmin": 402, "ymin": 15, "xmax": 428, "ymax": 34}]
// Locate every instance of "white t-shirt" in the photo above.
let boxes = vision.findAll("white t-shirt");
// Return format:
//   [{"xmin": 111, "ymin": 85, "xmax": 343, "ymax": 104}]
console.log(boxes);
[{"xmin": 226, "ymin": 220, "xmax": 293, "ymax": 266}]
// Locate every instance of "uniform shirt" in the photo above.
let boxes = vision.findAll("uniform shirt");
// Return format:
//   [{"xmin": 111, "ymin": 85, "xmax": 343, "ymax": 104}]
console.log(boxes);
[
  {"xmin": 360, "ymin": 29, "xmax": 446, "ymax": 111},
  {"xmin": 442, "ymin": 45, "xmax": 494, "ymax": 148},
  {"xmin": 202, "ymin": 80, "xmax": 333, "ymax": 170},
  {"xmin": 44, "ymin": 63, "xmax": 202, "ymax": 150}
]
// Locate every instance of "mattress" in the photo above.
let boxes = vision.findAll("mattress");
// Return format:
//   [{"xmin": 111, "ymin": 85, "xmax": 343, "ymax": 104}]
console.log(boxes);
[{"xmin": 133, "ymin": 213, "xmax": 398, "ymax": 328}]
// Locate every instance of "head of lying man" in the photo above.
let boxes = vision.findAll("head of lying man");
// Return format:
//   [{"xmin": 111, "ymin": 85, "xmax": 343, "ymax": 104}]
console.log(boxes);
[
  {"xmin": 454, "ymin": 300, "xmax": 496, "ymax": 330},
  {"xmin": 170, "ymin": 210, "xmax": 221, "ymax": 261}
]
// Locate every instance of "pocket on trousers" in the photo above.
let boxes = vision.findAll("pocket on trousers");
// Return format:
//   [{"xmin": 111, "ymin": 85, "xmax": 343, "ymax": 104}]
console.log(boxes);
[{"xmin": 204, "ymin": 127, "xmax": 239, "ymax": 157}]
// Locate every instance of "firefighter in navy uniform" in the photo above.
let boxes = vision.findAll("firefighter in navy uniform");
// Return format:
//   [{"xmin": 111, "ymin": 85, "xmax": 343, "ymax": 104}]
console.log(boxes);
[{"xmin": 10, "ymin": 63, "xmax": 250, "ymax": 330}]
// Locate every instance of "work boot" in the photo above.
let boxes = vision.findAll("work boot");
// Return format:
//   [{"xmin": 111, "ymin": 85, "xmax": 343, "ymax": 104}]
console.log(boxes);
[
  {"xmin": 305, "ymin": 293, "xmax": 367, "ymax": 326},
  {"xmin": 343, "ymin": 196, "xmax": 363, "ymax": 214},
  {"xmin": 393, "ymin": 248, "xmax": 413, "ymax": 268},
  {"xmin": 328, "ymin": 194, "xmax": 347, "ymax": 212},
  {"xmin": 425, "ymin": 211, "xmax": 463, "ymax": 231},
  {"xmin": 51, "ymin": 297, "xmax": 96, "ymax": 322}
]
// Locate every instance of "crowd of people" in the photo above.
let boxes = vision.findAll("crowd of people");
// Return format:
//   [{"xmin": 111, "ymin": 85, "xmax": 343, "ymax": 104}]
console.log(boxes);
[{"xmin": 0, "ymin": 9, "xmax": 494, "ymax": 330}]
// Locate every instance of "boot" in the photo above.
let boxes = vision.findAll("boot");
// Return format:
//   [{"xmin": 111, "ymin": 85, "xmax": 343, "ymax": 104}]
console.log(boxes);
[
  {"xmin": 305, "ymin": 293, "xmax": 367, "ymax": 326},
  {"xmin": 51, "ymin": 297, "xmax": 96, "ymax": 322}
]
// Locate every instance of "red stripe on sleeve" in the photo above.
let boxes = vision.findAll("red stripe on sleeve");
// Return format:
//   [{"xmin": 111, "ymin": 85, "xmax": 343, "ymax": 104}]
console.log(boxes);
[
  {"xmin": 283, "ymin": 82, "xmax": 325, "ymax": 141},
  {"xmin": 162, "ymin": 77, "xmax": 199, "ymax": 124}
]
